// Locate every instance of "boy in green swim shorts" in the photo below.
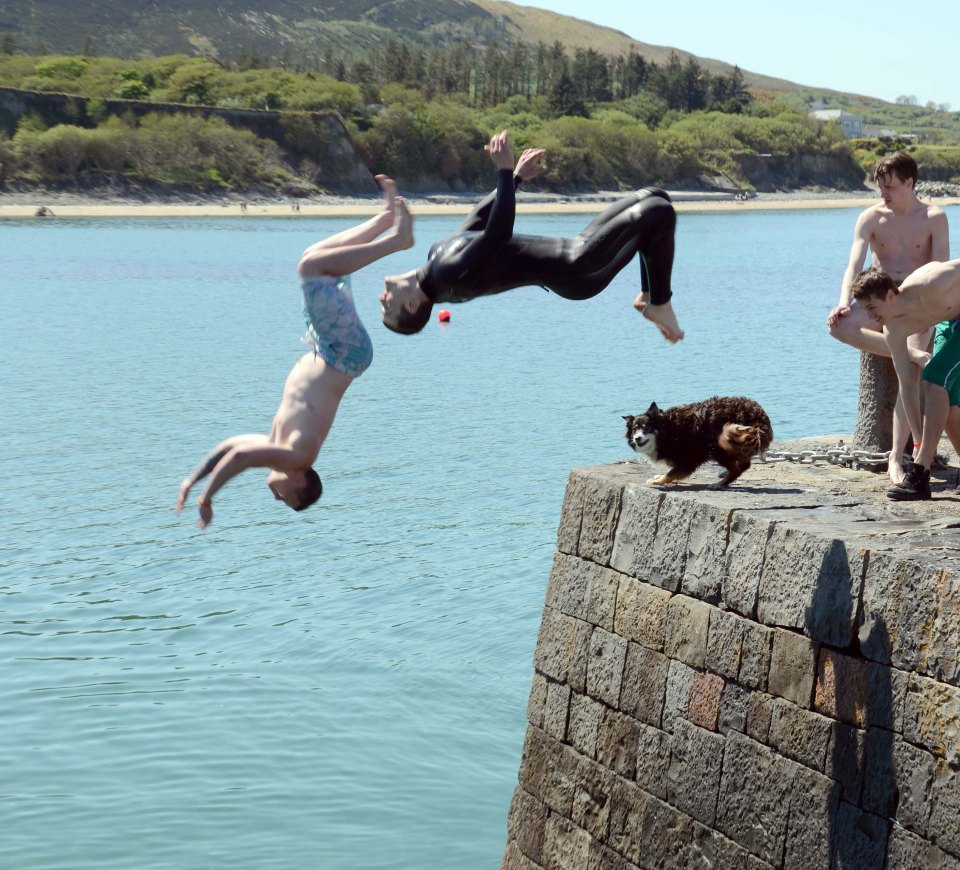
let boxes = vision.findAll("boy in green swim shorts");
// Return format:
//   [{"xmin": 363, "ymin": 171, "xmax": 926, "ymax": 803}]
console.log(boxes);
[
  {"xmin": 853, "ymin": 261, "xmax": 960, "ymax": 500},
  {"xmin": 175, "ymin": 176, "xmax": 414, "ymax": 528}
]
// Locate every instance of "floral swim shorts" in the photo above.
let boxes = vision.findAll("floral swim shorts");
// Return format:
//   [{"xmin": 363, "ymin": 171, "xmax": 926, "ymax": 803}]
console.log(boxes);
[{"xmin": 301, "ymin": 275, "xmax": 373, "ymax": 378}]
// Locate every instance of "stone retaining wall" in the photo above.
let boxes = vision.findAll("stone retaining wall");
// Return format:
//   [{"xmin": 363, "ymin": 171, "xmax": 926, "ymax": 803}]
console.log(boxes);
[{"xmin": 502, "ymin": 462, "xmax": 960, "ymax": 869}]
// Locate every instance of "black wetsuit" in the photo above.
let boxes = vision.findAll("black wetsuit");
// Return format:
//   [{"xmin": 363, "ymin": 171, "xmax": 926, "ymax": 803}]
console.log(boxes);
[{"xmin": 416, "ymin": 169, "xmax": 676, "ymax": 306}]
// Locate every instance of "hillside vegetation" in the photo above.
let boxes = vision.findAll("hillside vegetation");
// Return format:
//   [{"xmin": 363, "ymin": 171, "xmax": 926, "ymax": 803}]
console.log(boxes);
[{"xmin": 0, "ymin": 34, "xmax": 958, "ymax": 195}]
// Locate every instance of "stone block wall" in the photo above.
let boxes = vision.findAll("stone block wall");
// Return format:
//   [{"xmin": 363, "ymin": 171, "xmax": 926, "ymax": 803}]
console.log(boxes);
[{"xmin": 502, "ymin": 463, "xmax": 960, "ymax": 870}]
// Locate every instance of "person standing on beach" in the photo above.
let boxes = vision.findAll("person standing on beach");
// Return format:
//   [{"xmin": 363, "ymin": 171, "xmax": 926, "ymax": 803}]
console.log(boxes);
[
  {"xmin": 852, "ymin": 260, "xmax": 960, "ymax": 499},
  {"xmin": 378, "ymin": 130, "xmax": 684, "ymax": 343},
  {"xmin": 175, "ymin": 176, "xmax": 413, "ymax": 528},
  {"xmin": 826, "ymin": 151, "xmax": 951, "ymax": 483}
]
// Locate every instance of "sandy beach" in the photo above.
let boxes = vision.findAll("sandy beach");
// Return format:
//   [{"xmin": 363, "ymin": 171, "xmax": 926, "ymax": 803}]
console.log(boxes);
[{"xmin": 3, "ymin": 190, "xmax": 959, "ymax": 219}]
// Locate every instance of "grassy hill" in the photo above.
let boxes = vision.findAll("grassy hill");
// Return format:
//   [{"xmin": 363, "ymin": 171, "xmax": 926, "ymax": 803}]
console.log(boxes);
[{"xmin": 2, "ymin": 0, "xmax": 806, "ymax": 94}]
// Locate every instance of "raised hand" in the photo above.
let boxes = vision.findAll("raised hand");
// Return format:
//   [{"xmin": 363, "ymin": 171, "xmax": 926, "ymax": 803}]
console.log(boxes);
[
  {"xmin": 515, "ymin": 148, "xmax": 547, "ymax": 182},
  {"xmin": 484, "ymin": 130, "xmax": 514, "ymax": 171}
]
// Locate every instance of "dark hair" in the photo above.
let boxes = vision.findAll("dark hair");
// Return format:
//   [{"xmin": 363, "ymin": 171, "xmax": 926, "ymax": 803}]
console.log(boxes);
[
  {"xmin": 873, "ymin": 151, "xmax": 918, "ymax": 188},
  {"xmin": 384, "ymin": 297, "xmax": 433, "ymax": 335},
  {"xmin": 291, "ymin": 467, "xmax": 322, "ymax": 511},
  {"xmin": 851, "ymin": 266, "xmax": 898, "ymax": 302}
]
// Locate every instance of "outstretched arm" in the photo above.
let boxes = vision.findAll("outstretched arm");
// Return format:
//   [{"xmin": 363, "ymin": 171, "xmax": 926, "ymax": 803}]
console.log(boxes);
[
  {"xmin": 175, "ymin": 434, "xmax": 268, "ymax": 514},
  {"xmin": 828, "ymin": 213, "xmax": 871, "ymax": 328},
  {"xmin": 456, "ymin": 141, "xmax": 544, "ymax": 233},
  {"xmin": 887, "ymin": 327, "xmax": 924, "ymax": 443},
  {"xmin": 298, "ymin": 176, "xmax": 414, "ymax": 278}
]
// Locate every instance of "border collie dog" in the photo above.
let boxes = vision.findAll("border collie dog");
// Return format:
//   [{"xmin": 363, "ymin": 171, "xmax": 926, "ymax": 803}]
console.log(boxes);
[{"xmin": 623, "ymin": 396, "xmax": 773, "ymax": 488}]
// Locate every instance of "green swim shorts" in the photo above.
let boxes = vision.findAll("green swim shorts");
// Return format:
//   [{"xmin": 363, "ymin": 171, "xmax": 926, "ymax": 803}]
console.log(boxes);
[{"xmin": 922, "ymin": 319, "xmax": 960, "ymax": 406}]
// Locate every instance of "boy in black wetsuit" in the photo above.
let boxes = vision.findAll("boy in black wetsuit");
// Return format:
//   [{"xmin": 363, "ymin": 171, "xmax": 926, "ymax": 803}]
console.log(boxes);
[{"xmin": 379, "ymin": 130, "xmax": 683, "ymax": 343}]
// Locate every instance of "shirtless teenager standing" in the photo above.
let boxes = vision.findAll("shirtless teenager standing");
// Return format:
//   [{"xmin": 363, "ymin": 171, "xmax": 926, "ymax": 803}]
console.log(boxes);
[
  {"xmin": 175, "ymin": 177, "xmax": 413, "ymax": 528},
  {"xmin": 827, "ymin": 151, "xmax": 950, "ymax": 483},
  {"xmin": 852, "ymin": 260, "xmax": 960, "ymax": 499}
]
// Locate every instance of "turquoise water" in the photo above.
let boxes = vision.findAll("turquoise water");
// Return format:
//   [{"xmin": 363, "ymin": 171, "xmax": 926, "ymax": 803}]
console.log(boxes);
[{"xmin": 3, "ymin": 206, "xmax": 948, "ymax": 869}]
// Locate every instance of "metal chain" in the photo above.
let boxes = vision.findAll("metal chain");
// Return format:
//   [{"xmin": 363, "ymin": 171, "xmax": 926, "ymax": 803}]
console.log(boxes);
[{"xmin": 761, "ymin": 442, "xmax": 892, "ymax": 471}]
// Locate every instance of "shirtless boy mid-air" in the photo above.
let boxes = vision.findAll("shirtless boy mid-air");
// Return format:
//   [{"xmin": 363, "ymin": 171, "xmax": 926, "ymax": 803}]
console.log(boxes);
[{"xmin": 175, "ymin": 178, "xmax": 413, "ymax": 528}]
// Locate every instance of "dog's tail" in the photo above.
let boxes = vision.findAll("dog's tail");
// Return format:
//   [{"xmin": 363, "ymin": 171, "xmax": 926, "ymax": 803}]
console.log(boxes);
[{"xmin": 719, "ymin": 422, "xmax": 770, "ymax": 457}]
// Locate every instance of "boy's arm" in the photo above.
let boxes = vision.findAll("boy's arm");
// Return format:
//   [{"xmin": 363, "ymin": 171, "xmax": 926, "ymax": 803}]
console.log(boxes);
[
  {"xmin": 931, "ymin": 209, "xmax": 950, "ymax": 262},
  {"xmin": 191, "ymin": 442, "xmax": 307, "ymax": 529},
  {"xmin": 175, "ymin": 435, "xmax": 268, "ymax": 513},
  {"xmin": 887, "ymin": 326, "xmax": 924, "ymax": 442},
  {"xmin": 830, "ymin": 213, "xmax": 871, "ymax": 325}
]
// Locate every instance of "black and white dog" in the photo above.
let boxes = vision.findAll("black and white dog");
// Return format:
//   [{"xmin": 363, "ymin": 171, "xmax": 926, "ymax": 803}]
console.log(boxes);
[{"xmin": 623, "ymin": 396, "xmax": 773, "ymax": 488}]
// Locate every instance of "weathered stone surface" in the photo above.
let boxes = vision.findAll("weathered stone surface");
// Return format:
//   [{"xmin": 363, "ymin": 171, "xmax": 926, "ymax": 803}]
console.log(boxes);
[
  {"xmin": 687, "ymin": 671, "xmax": 725, "ymax": 732},
  {"xmin": 738, "ymin": 620, "xmax": 773, "ymax": 690},
  {"xmin": 663, "ymin": 659, "xmax": 696, "ymax": 734},
  {"xmin": 768, "ymin": 629, "xmax": 817, "ymax": 708},
  {"xmin": 518, "ymin": 726, "xmax": 577, "ymax": 817},
  {"xmin": 568, "ymin": 619, "xmax": 594, "ymax": 695},
  {"xmin": 768, "ymin": 698, "xmax": 832, "ymax": 771},
  {"xmin": 620, "ymin": 643, "xmax": 670, "ymax": 727},
  {"xmin": 746, "ymin": 691, "xmax": 774, "ymax": 744},
  {"xmin": 542, "ymin": 813, "xmax": 592, "ymax": 870},
  {"xmin": 723, "ymin": 511, "xmax": 772, "ymax": 617},
  {"xmin": 814, "ymin": 646, "xmax": 870, "ymax": 726},
  {"xmin": 665, "ymin": 595, "xmax": 712, "ymax": 669},
  {"xmin": 501, "ymin": 838, "xmax": 546, "ymax": 870},
  {"xmin": 825, "ymin": 721, "xmax": 865, "ymax": 805},
  {"xmin": 636, "ymin": 793, "xmax": 695, "ymax": 870},
  {"xmin": 610, "ymin": 483, "xmax": 664, "ymax": 583},
  {"xmin": 527, "ymin": 672, "xmax": 548, "ymax": 729},
  {"xmin": 864, "ymin": 662, "xmax": 907, "ymax": 732},
  {"xmin": 568, "ymin": 691, "xmax": 604, "ymax": 760},
  {"xmin": 705, "ymin": 609, "xmax": 746, "ymax": 680},
  {"xmin": 572, "ymin": 754, "xmax": 616, "ymax": 841},
  {"xmin": 901, "ymin": 674, "xmax": 960, "ymax": 763},
  {"xmin": 716, "ymin": 733, "xmax": 796, "ymax": 864},
  {"xmin": 861, "ymin": 551, "xmax": 960, "ymax": 684},
  {"xmin": 861, "ymin": 726, "xmax": 897, "ymax": 818},
  {"xmin": 929, "ymin": 765, "xmax": 960, "ymax": 858},
  {"xmin": 718, "ymin": 681, "xmax": 750, "ymax": 736},
  {"xmin": 534, "ymin": 608, "xmax": 580, "ymax": 683},
  {"xmin": 556, "ymin": 472, "xmax": 586, "ymax": 555},
  {"xmin": 596, "ymin": 707, "xmax": 643, "ymax": 780},
  {"xmin": 688, "ymin": 823, "xmax": 750, "ymax": 870},
  {"xmin": 757, "ymin": 523, "xmax": 864, "ymax": 647},
  {"xmin": 648, "ymin": 496, "xmax": 692, "ymax": 591},
  {"xmin": 589, "ymin": 567, "xmax": 622, "ymax": 631},
  {"xmin": 506, "ymin": 786, "xmax": 548, "ymax": 867},
  {"xmin": 667, "ymin": 718, "xmax": 725, "ymax": 826},
  {"xmin": 587, "ymin": 627, "xmax": 628, "ymax": 708},
  {"xmin": 681, "ymin": 501, "xmax": 731, "ymax": 603},
  {"xmin": 577, "ymin": 469, "xmax": 626, "ymax": 567},
  {"xmin": 613, "ymin": 576, "xmax": 671, "ymax": 652},
  {"xmin": 586, "ymin": 837, "xmax": 641, "ymax": 870},
  {"xmin": 830, "ymin": 801, "xmax": 889, "ymax": 870},
  {"xmin": 544, "ymin": 680, "xmax": 571, "ymax": 741},
  {"xmin": 783, "ymin": 765, "xmax": 840, "ymax": 870},
  {"xmin": 607, "ymin": 777, "xmax": 651, "ymax": 866},
  {"xmin": 635, "ymin": 723, "xmax": 671, "ymax": 801},
  {"xmin": 545, "ymin": 553, "xmax": 597, "ymax": 621},
  {"xmin": 888, "ymin": 823, "xmax": 960, "ymax": 870},
  {"xmin": 893, "ymin": 738, "xmax": 935, "ymax": 837}
]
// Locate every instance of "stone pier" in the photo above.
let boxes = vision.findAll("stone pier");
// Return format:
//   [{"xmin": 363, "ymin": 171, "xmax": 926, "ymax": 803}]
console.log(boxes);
[{"xmin": 502, "ymin": 445, "xmax": 960, "ymax": 869}]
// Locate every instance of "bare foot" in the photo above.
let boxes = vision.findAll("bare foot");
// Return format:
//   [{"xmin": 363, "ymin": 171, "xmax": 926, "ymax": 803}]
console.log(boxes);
[
  {"xmin": 393, "ymin": 198, "xmax": 414, "ymax": 250},
  {"xmin": 888, "ymin": 453, "xmax": 906, "ymax": 485},
  {"xmin": 375, "ymin": 174, "xmax": 398, "ymax": 216},
  {"xmin": 632, "ymin": 291, "xmax": 649, "ymax": 312},
  {"xmin": 641, "ymin": 300, "xmax": 684, "ymax": 343}
]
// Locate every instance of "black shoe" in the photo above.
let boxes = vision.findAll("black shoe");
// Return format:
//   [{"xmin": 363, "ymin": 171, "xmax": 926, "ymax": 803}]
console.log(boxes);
[{"xmin": 888, "ymin": 464, "xmax": 932, "ymax": 500}]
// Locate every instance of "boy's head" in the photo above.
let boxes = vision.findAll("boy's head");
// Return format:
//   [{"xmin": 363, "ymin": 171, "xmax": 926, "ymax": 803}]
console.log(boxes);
[
  {"xmin": 267, "ymin": 467, "xmax": 323, "ymax": 511},
  {"xmin": 873, "ymin": 151, "xmax": 918, "ymax": 197},
  {"xmin": 380, "ymin": 272, "xmax": 433, "ymax": 335},
  {"xmin": 851, "ymin": 266, "xmax": 899, "ymax": 323}
]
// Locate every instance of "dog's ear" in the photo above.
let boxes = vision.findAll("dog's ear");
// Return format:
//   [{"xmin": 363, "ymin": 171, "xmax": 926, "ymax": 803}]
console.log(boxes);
[
  {"xmin": 646, "ymin": 401, "xmax": 660, "ymax": 415},
  {"xmin": 622, "ymin": 415, "xmax": 633, "ymax": 423}
]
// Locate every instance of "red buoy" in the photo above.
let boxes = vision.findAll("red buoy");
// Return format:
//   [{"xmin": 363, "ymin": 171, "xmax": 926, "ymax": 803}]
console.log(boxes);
[{"xmin": 438, "ymin": 309, "xmax": 451, "ymax": 323}]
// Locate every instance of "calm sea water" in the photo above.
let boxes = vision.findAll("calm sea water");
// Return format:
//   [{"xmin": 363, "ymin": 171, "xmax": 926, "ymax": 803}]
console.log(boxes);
[{"xmin": 3, "ymin": 205, "xmax": 954, "ymax": 869}]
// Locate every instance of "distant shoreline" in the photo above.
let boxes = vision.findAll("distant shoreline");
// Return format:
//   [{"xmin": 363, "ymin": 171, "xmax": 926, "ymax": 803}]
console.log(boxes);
[{"xmin": 3, "ymin": 190, "xmax": 960, "ymax": 219}]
